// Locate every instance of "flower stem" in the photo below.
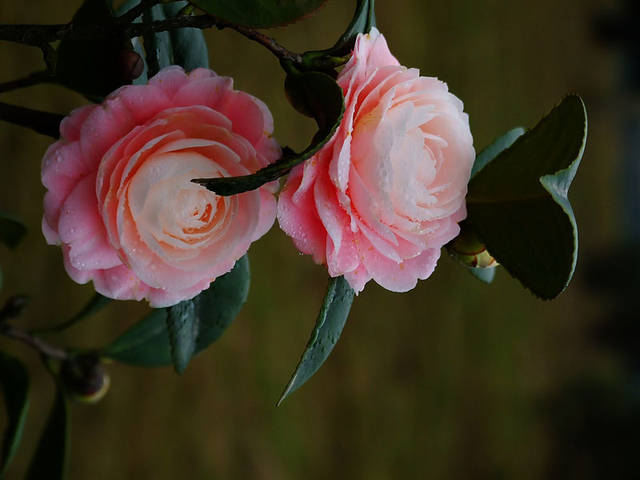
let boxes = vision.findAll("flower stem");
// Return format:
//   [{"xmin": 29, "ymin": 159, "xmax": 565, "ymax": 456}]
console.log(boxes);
[
  {"xmin": 0, "ymin": 102, "xmax": 62, "ymax": 138},
  {"xmin": 0, "ymin": 323, "xmax": 69, "ymax": 360}
]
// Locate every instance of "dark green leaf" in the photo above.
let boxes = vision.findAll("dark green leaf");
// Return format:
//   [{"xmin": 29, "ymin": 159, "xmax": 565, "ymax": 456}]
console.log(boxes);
[
  {"xmin": 278, "ymin": 276, "xmax": 354, "ymax": 405},
  {"xmin": 26, "ymin": 387, "xmax": 68, "ymax": 480},
  {"xmin": 466, "ymin": 95, "xmax": 587, "ymax": 299},
  {"xmin": 471, "ymin": 127, "xmax": 525, "ymax": 179},
  {"xmin": 55, "ymin": 0, "xmax": 133, "ymax": 98},
  {"xmin": 102, "ymin": 308, "xmax": 172, "ymax": 366},
  {"xmin": 189, "ymin": 0, "xmax": 328, "ymax": 28},
  {"xmin": 0, "ymin": 266, "xmax": 3, "ymax": 292},
  {"xmin": 194, "ymin": 71, "xmax": 344, "ymax": 195},
  {"xmin": 103, "ymin": 256, "xmax": 249, "ymax": 366},
  {"xmin": 118, "ymin": 0, "xmax": 209, "ymax": 82},
  {"xmin": 326, "ymin": 0, "xmax": 376, "ymax": 57},
  {"xmin": 0, "ymin": 211, "xmax": 26, "ymax": 249},
  {"xmin": 0, "ymin": 352, "xmax": 30, "ymax": 477},
  {"xmin": 166, "ymin": 300, "xmax": 199, "ymax": 374}
]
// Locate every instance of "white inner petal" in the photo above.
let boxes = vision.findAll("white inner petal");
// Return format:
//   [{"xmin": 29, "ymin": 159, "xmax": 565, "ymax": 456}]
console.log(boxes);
[{"xmin": 128, "ymin": 150, "xmax": 230, "ymax": 261}]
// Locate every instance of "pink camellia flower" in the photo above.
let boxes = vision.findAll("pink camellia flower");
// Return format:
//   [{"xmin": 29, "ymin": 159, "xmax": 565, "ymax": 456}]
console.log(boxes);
[
  {"xmin": 42, "ymin": 66, "xmax": 280, "ymax": 307},
  {"xmin": 278, "ymin": 28, "xmax": 475, "ymax": 292}
]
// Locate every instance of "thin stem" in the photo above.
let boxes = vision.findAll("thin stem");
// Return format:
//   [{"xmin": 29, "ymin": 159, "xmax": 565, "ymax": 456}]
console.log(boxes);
[
  {"xmin": 0, "ymin": 71, "xmax": 49, "ymax": 94},
  {"xmin": 126, "ymin": 16, "xmax": 302, "ymax": 64},
  {"xmin": 0, "ymin": 23, "xmax": 67, "ymax": 46},
  {"xmin": 0, "ymin": 324, "xmax": 68, "ymax": 360},
  {"xmin": 0, "ymin": 102, "xmax": 63, "ymax": 138}
]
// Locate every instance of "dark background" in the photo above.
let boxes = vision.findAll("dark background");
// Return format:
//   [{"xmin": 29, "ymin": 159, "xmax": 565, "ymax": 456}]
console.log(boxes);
[{"xmin": 1, "ymin": 0, "xmax": 637, "ymax": 478}]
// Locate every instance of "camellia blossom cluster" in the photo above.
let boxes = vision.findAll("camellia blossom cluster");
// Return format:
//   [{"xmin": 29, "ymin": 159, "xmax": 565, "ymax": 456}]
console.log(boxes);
[
  {"xmin": 278, "ymin": 28, "xmax": 475, "ymax": 292},
  {"xmin": 42, "ymin": 30, "xmax": 474, "ymax": 306},
  {"xmin": 42, "ymin": 67, "xmax": 279, "ymax": 307}
]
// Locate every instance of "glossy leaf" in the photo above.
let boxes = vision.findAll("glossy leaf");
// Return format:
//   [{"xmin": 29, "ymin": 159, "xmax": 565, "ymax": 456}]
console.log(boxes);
[
  {"xmin": 466, "ymin": 95, "xmax": 587, "ymax": 299},
  {"xmin": 189, "ymin": 0, "xmax": 328, "ymax": 28},
  {"xmin": 26, "ymin": 387, "xmax": 68, "ymax": 480},
  {"xmin": 56, "ymin": 0, "xmax": 132, "ymax": 98},
  {"xmin": 278, "ymin": 276, "xmax": 355, "ymax": 405},
  {"xmin": 166, "ymin": 300, "xmax": 199, "ymax": 374},
  {"xmin": 103, "ymin": 256, "xmax": 249, "ymax": 366},
  {"xmin": 0, "ymin": 211, "xmax": 26, "ymax": 249},
  {"xmin": 118, "ymin": 0, "xmax": 209, "ymax": 83},
  {"xmin": 194, "ymin": 70, "xmax": 344, "ymax": 195},
  {"xmin": 326, "ymin": 0, "xmax": 376, "ymax": 57},
  {"xmin": 471, "ymin": 127, "xmax": 525, "ymax": 179},
  {"xmin": 0, "ymin": 352, "xmax": 30, "ymax": 477}
]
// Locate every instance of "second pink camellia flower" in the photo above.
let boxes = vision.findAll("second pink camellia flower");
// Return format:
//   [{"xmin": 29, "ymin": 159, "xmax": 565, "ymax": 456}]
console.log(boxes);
[
  {"xmin": 278, "ymin": 28, "xmax": 475, "ymax": 293},
  {"xmin": 42, "ymin": 66, "xmax": 280, "ymax": 307}
]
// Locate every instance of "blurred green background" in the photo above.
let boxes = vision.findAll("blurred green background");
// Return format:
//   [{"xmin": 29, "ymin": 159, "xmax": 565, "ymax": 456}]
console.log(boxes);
[{"xmin": 0, "ymin": 0, "xmax": 636, "ymax": 478}]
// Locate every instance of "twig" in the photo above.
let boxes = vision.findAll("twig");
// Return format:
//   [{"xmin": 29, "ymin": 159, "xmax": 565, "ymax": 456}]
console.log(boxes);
[
  {"xmin": 0, "ymin": 14, "xmax": 303, "ymax": 66},
  {"xmin": 0, "ymin": 102, "xmax": 63, "ymax": 138},
  {"xmin": 0, "ymin": 71, "xmax": 49, "ymax": 94},
  {"xmin": 126, "ymin": 15, "xmax": 302, "ymax": 64},
  {"xmin": 0, "ymin": 23, "xmax": 67, "ymax": 46},
  {"xmin": 0, "ymin": 323, "xmax": 69, "ymax": 360}
]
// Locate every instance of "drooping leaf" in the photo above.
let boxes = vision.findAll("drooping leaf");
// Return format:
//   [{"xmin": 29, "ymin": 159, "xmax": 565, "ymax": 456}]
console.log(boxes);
[
  {"xmin": 300, "ymin": 0, "xmax": 377, "ymax": 70},
  {"xmin": 26, "ymin": 387, "xmax": 68, "ymax": 480},
  {"xmin": 0, "ymin": 352, "xmax": 30, "ymax": 477},
  {"xmin": 194, "ymin": 70, "xmax": 344, "ymax": 195},
  {"xmin": 466, "ymin": 95, "xmax": 587, "ymax": 299},
  {"xmin": 0, "ymin": 211, "xmax": 26, "ymax": 249},
  {"xmin": 117, "ymin": 0, "xmax": 209, "ymax": 83},
  {"xmin": 55, "ymin": 0, "xmax": 133, "ymax": 98},
  {"xmin": 471, "ymin": 127, "xmax": 525, "ymax": 179},
  {"xmin": 325, "ymin": 0, "xmax": 376, "ymax": 57},
  {"xmin": 103, "ymin": 256, "xmax": 250, "ymax": 367},
  {"xmin": 102, "ymin": 308, "xmax": 172, "ymax": 366},
  {"xmin": 166, "ymin": 300, "xmax": 199, "ymax": 374},
  {"xmin": 189, "ymin": 0, "xmax": 328, "ymax": 28},
  {"xmin": 278, "ymin": 276, "xmax": 355, "ymax": 405}
]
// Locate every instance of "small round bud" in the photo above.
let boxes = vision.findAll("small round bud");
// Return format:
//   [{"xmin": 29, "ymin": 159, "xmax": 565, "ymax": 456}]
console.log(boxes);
[
  {"xmin": 118, "ymin": 49, "xmax": 144, "ymax": 84},
  {"xmin": 60, "ymin": 354, "xmax": 110, "ymax": 404}
]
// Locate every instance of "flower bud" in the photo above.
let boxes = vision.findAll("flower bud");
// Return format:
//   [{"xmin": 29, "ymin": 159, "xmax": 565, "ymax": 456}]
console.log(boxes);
[
  {"xmin": 449, "ymin": 222, "xmax": 498, "ymax": 268},
  {"xmin": 60, "ymin": 354, "xmax": 110, "ymax": 404}
]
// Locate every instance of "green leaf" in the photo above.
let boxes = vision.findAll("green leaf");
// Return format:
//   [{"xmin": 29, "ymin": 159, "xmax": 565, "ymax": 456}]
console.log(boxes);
[
  {"xmin": 278, "ymin": 276, "xmax": 355, "ymax": 405},
  {"xmin": 0, "ymin": 211, "xmax": 26, "ymax": 249},
  {"xmin": 189, "ymin": 0, "xmax": 328, "ymax": 28},
  {"xmin": 118, "ymin": 0, "xmax": 209, "ymax": 82},
  {"xmin": 166, "ymin": 300, "xmax": 199, "ymax": 374},
  {"xmin": 103, "ymin": 256, "xmax": 250, "ymax": 366},
  {"xmin": 325, "ymin": 0, "xmax": 376, "ymax": 57},
  {"xmin": 299, "ymin": 0, "xmax": 377, "ymax": 70},
  {"xmin": 194, "ymin": 70, "xmax": 345, "ymax": 195},
  {"xmin": 471, "ymin": 127, "xmax": 525, "ymax": 179},
  {"xmin": 55, "ymin": 0, "xmax": 133, "ymax": 98},
  {"xmin": 466, "ymin": 95, "xmax": 587, "ymax": 299},
  {"xmin": 26, "ymin": 387, "xmax": 68, "ymax": 480},
  {"xmin": 0, "ymin": 352, "xmax": 30, "ymax": 477}
]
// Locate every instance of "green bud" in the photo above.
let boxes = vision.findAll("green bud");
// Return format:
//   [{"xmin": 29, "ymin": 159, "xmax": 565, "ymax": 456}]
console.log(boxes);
[
  {"xmin": 449, "ymin": 221, "xmax": 498, "ymax": 268},
  {"xmin": 60, "ymin": 354, "xmax": 110, "ymax": 404}
]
